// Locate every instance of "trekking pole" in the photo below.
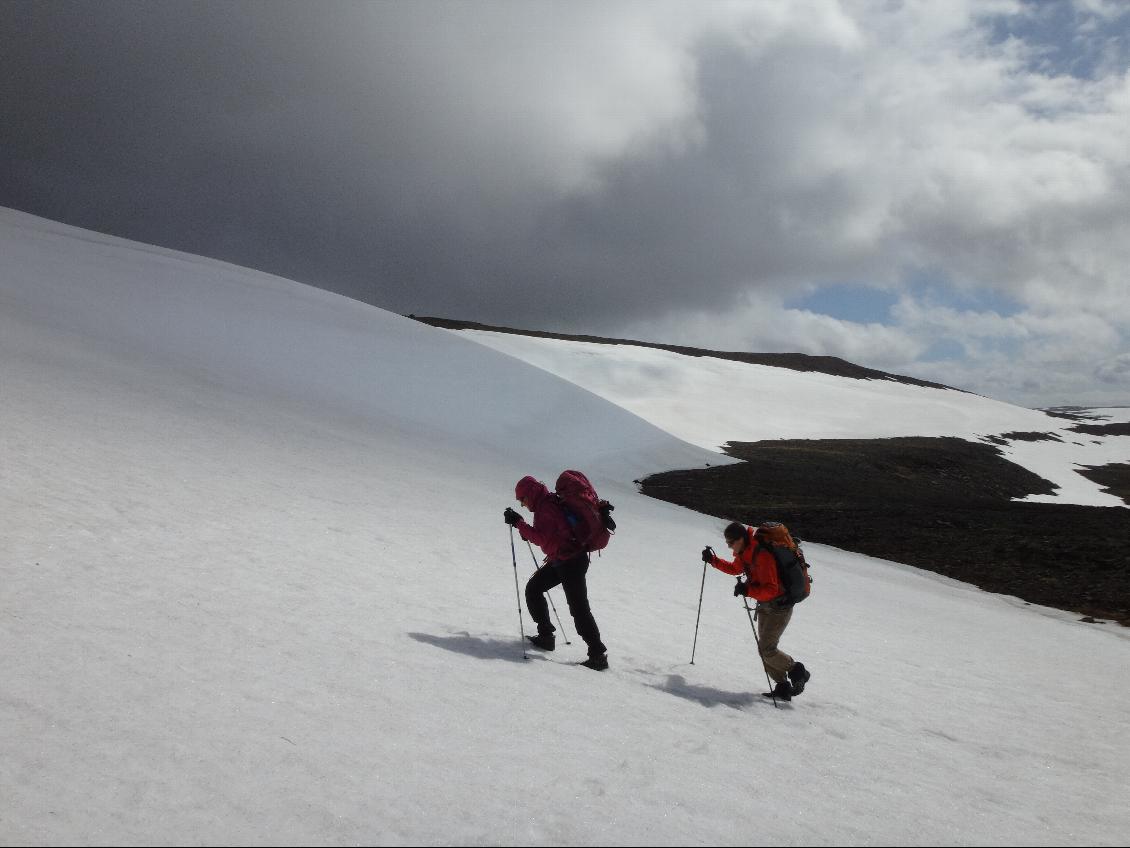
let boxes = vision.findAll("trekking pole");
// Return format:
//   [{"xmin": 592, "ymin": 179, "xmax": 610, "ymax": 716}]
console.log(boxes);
[
  {"xmin": 742, "ymin": 594, "xmax": 778, "ymax": 709},
  {"xmin": 510, "ymin": 526, "xmax": 528, "ymax": 660},
  {"xmin": 690, "ymin": 555, "xmax": 708, "ymax": 664},
  {"xmin": 526, "ymin": 539, "xmax": 571, "ymax": 644}
]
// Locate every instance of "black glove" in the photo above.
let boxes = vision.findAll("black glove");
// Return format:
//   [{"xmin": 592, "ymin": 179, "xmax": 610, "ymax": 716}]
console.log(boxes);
[
  {"xmin": 504, "ymin": 507, "xmax": 522, "ymax": 527},
  {"xmin": 701, "ymin": 546, "xmax": 715, "ymax": 564},
  {"xmin": 733, "ymin": 579, "xmax": 747, "ymax": 597}
]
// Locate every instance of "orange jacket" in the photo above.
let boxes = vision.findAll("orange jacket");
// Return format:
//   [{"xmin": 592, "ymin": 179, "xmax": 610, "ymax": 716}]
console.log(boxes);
[{"xmin": 708, "ymin": 525, "xmax": 784, "ymax": 602}]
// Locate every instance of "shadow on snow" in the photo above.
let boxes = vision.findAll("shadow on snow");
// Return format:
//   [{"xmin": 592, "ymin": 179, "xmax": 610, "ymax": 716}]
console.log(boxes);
[
  {"xmin": 409, "ymin": 633, "xmax": 787, "ymax": 708},
  {"xmin": 408, "ymin": 630, "xmax": 530, "ymax": 664},
  {"xmin": 647, "ymin": 673, "xmax": 778, "ymax": 710}
]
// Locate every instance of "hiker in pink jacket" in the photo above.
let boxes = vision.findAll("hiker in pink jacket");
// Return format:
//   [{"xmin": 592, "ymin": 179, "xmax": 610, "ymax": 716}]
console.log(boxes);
[{"xmin": 504, "ymin": 475, "xmax": 608, "ymax": 670}]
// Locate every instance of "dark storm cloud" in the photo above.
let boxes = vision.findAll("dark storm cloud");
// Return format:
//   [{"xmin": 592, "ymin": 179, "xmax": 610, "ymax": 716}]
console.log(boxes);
[
  {"xmin": 0, "ymin": 1, "xmax": 857, "ymax": 330},
  {"xmin": 2, "ymin": 3, "xmax": 422, "ymax": 296}
]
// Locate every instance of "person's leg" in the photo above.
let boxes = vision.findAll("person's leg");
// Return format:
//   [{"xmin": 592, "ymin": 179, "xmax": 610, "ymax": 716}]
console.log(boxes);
[
  {"xmin": 525, "ymin": 564, "xmax": 564, "ymax": 637},
  {"xmin": 788, "ymin": 659, "xmax": 811, "ymax": 695},
  {"xmin": 558, "ymin": 556, "xmax": 607, "ymax": 657},
  {"xmin": 756, "ymin": 604, "xmax": 795, "ymax": 683}
]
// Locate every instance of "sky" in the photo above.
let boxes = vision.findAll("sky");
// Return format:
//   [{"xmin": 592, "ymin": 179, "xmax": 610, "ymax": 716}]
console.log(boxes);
[
  {"xmin": 4, "ymin": 204, "xmax": 1130, "ymax": 846},
  {"xmin": 1, "ymin": 0, "xmax": 1129, "ymax": 408}
]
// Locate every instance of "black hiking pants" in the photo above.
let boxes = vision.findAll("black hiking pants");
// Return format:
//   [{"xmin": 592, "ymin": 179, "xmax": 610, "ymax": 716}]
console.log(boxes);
[{"xmin": 525, "ymin": 553, "xmax": 607, "ymax": 658}]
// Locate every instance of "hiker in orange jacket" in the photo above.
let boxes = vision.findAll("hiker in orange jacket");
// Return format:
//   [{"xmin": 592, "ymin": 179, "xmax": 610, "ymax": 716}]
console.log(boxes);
[{"xmin": 703, "ymin": 521, "xmax": 810, "ymax": 701}]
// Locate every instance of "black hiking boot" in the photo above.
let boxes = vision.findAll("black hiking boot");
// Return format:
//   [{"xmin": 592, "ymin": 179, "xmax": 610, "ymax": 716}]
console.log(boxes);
[
  {"xmin": 526, "ymin": 633, "xmax": 555, "ymax": 651},
  {"xmin": 788, "ymin": 662, "xmax": 811, "ymax": 696},
  {"xmin": 762, "ymin": 680, "xmax": 792, "ymax": 701},
  {"xmin": 580, "ymin": 653, "xmax": 608, "ymax": 671}
]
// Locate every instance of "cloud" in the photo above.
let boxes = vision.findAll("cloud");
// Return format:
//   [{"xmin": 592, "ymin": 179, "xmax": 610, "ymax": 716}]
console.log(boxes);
[
  {"xmin": 888, "ymin": 293, "xmax": 1127, "ymax": 404},
  {"xmin": 1095, "ymin": 352, "xmax": 1130, "ymax": 384},
  {"xmin": 602, "ymin": 0, "xmax": 1130, "ymax": 406},
  {"xmin": 618, "ymin": 293, "xmax": 922, "ymax": 367}
]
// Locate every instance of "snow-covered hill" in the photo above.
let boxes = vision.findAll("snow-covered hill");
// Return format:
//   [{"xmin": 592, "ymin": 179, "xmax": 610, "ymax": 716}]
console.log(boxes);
[
  {"xmin": 454, "ymin": 329, "xmax": 1130, "ymax": 509},
  {"xmin": 2, "ymin": 207, "xmax": 1128, "ymax": 846}
]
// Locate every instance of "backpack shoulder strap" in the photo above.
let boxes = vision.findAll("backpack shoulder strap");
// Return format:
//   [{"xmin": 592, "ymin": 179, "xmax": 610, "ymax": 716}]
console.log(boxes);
[
  {"xmin": 752, "ymin": 541, "xmax": 792, "ymax": 605},
  {"xmin": 742, "ymin": 543, "xmax": 760, "ymax": 581}
]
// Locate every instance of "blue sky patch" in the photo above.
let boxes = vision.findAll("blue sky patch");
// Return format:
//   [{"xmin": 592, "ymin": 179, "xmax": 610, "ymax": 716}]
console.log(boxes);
[
  {"xmin": 984, "ymin": 1, "xmax": 1130, "ymax": 81},
  {"xmin": 906, "ymin": 278, "xmax": 1022, "ymax": 318},
  {"xmin": 786, "ymin": 283, "xmax": 899, "ymax": 325},
  {"xmin": 789, "ymin": 277, "xmax": 1022, "ymax": 327}
]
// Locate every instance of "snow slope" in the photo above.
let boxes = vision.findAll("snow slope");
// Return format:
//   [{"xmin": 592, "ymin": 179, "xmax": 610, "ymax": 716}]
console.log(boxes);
[
  {"xmin": 2, "ymin": 207, "xmax": 1129, "ymax": 846},
  {"xmin": 458, "ymin": 330, "xmax": 1130, "ymax": 508}
]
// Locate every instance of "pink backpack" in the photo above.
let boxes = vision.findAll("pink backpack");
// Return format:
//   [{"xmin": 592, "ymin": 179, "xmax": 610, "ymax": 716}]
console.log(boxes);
[{"xmin": 554, "ymin": 470, "xmax": 616, "ymax": 554}]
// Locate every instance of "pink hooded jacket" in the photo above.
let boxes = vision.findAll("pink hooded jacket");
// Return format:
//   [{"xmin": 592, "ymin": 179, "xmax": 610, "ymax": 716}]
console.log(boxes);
[{"xmin": 514, "ymin": 476, "xmax": 579, "ymax": 562}]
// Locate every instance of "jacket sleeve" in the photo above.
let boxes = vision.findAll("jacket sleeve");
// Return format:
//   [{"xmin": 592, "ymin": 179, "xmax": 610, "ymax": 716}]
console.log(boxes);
[
  {"xmin": 518, "ymin": 505, "xmax": 568, "ymax": 559},
  {"xmin": 516, "ymin": 518, "xmax": 545, "ymax": 547},
  {"xmin": 708, "ymin": 553, "xmax": 744, "ymax": 577}
]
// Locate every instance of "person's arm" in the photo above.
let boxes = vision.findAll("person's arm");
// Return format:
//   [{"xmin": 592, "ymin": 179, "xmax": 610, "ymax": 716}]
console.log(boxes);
[
  {"xmin": 516, "ymin": 517, "xmax": 543, "ymax": 546},
  {"xmin": 706, "ymin": 549, "xmax": 743, "ymax": 576},
  {"xmin": 518, "ymin": 505, "xmax": 565, "ymax": 558}
]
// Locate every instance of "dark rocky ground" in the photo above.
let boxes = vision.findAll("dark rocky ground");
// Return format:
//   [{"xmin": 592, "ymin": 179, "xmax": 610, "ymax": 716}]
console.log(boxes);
[
  {"xmin": 1070, "ymin": 422, "xmax": 1130, "ymax": 437},
  {"xmin": 641, "ymin": 437, "xmax": 1130, "ymax": 626}
]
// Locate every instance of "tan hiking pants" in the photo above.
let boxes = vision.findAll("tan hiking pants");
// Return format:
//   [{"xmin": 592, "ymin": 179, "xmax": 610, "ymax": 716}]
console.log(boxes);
[{"xmin": 756, "ymin": 602, "xmax": 795, "ymax": 683}]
